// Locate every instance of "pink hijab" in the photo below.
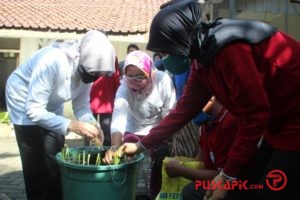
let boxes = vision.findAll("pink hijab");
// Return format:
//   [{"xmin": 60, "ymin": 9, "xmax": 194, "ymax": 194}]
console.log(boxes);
[
  {"xmin": 123, "ymin": 51, "xmax": 153, "ymax": 96},
  {"xmin": 124, "ymin": 50, "xmax": 152, "ymax": 77}
]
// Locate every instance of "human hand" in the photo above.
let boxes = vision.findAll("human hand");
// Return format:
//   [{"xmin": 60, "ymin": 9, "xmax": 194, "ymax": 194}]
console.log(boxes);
[
  {"xmin": 119, "ymin": 142, "xmax": 145, "ymax": 156},
  {"xmin": 102, "ymin": 149, "xmax": 116, "ymax": 164},
  {"xmin": 165, "ymin": 160, "xmax": 182, "ymax": 178},
  {"xmin": 90, "ymin": 122, "xmax": 104, "ymax": 146},
  {"xmin": 68, "ymin": 120, "xmax": 99, "ymax": 139},
  {"xmin": 204, "ymin": 175, "xmax": 228, "ymax": 200}
]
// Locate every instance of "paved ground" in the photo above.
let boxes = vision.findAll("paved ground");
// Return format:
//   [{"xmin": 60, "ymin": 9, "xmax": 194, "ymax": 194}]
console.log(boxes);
[
  {"xmin": 0, "ymin": 138, "xmax": 26, "ymax": 200},
  {"xmin": 0, "ymin": 135, "xmax": 150, "ymax": 200}
]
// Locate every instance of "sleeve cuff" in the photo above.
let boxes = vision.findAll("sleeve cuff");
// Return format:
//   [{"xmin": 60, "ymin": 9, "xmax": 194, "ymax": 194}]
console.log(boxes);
[
  {"xmin": 64, "ymin": 119, "xmax": 72, "ymax": 135},
  {"xmin": 137, "ymin": 141, "xmax": 148, "ymax": 152}
]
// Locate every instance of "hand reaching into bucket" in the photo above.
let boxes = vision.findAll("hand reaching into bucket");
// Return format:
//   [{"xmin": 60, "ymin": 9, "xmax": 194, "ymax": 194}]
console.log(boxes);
[
  {"xmin": 67, "ymin": 120, "xmax": 104, "ymax": 144},
  {"xmin": 104, "ymin": 143, "xmax": 144, "ymax": 164},
  {"xmin": 103, "ymin": 146, "xmax": 118, "ymax": 164},
  {"xmin": 90, "ymin": 121, "xmax": 104, "ymax": 146},
  {"xmin": 119, "ymin": 141, "xmax": 147, "ymax": 156},
  {"xmin": 103, "ymin": 145, "xmax": 125, "ymax": 164}
]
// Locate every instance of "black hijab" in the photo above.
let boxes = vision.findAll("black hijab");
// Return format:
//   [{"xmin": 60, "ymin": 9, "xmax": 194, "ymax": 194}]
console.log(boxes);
[
  {"xmin": 146, "ymin": 0, "xmax": 201, "ymax": 56},
  {"xmin": 147, "ymin": 0, "xmax": 277, "ymax": 66}
]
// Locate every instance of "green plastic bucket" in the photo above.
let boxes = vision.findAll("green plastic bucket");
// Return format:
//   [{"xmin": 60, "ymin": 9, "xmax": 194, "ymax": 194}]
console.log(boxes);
[{"xmin": 55, "ymin": 146, "xmax": 144, "ymax": 200}]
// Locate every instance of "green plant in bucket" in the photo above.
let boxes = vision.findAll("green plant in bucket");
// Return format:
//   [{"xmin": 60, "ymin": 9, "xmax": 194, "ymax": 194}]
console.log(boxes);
[
  {"xmin": 60, "ymin": 145, "xmax": 130, "ymax": 166},
  {"xmin": 112, "ymin": 147, "xmax": 124, "ymax": 165}
]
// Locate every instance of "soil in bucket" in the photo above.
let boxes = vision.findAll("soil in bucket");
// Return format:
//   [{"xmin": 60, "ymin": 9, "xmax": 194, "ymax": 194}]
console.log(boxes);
[{"xmin": 55, "ymin": 146, "xmax": 144, "ymax": 200}]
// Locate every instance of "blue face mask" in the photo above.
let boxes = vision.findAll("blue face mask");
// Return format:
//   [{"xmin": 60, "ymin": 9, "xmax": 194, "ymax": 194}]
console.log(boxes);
[
  {"xmin": 162, "ymin": 55, "xmax": 190, "ymax": 75},
  {"xmin": 154, "ymin": 60, "xmax": 163, "ymax": 67}
]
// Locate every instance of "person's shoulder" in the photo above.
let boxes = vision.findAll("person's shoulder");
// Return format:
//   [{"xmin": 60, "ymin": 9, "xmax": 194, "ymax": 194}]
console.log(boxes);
[
  {"xmin": 116, "ymin": 80, "xmax": 129, "ymax": 94},
  {"xmin": 154, "ymin": 70, "xmax": 172, "ymax": 82},
  {"xmin": 29, "ymin": 47, "xmax": 67, "ymax": 69},
  {"xmin": 43, "ymin": 45, "xmax": 65, "ymax": 54},
  {"xmin": 222, "ymin": 41, "xmax": 252, "ymax": 54},
  {"xmin": 37, "ymin": 46, "xmax": 67, "ymax": 61},
  {"xmin": 213, "ymin": 42, "xmax": 251, "ymax": 66}
]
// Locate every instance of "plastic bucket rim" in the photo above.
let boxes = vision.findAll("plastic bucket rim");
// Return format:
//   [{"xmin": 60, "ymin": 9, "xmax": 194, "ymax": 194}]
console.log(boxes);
[{"xmin": 55, "ymin": 146, "xmax": 144, "ymax": 171}]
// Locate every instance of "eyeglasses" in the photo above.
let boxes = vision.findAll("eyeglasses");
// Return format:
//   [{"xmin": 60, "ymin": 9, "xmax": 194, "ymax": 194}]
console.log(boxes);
[{"xmin": 126, "ymin": 74, "xmax": 146, "ymax": 80}]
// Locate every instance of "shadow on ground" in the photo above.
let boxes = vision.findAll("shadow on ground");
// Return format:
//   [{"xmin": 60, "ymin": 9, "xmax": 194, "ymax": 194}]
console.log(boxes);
[{"xmin": 0, "ymin": 153, "xmax": 19, "ymax": 159}]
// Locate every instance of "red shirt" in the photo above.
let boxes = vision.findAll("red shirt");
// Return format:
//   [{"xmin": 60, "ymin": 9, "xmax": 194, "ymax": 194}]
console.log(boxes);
[
  {"xmin": 141, "ymin": 31, "xmax": 300, "ymax": 177},
  {"xmin": 89, "ymin": 58, "xmax": 120, "ymax": 114},
  {"xmin": 199, "ymin": 109, "xmax": 238, "ymax": 171}
]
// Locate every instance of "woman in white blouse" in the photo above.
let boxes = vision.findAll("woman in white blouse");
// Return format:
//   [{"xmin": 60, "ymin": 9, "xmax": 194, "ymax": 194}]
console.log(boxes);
[
  {"xmin": 5, "ymin": 30, "xmax": 115, "ymax": 200},
  {"xmin": 104, "ymin": 50, "xmax": 176, "ymax": 199}
]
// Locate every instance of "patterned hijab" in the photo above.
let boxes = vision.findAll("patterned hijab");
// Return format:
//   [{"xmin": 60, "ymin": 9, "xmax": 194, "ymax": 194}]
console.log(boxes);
[
  {"xmin": 124, "ymin": 50, "xmax": 152, "ymax": 77},
  {"xmin": 123, "ymin": 51, "xmax": 154, "ymax": 97}
]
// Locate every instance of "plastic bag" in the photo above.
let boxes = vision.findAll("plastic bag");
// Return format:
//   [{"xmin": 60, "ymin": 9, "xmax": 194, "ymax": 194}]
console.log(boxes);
[{"xmin": 156, "ymin": 156, "xmax": 203, "ymax": 200}]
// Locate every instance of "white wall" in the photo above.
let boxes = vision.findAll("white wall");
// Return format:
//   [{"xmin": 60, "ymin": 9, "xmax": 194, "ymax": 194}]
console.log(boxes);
[{"xmin": 19, "ymin": 38, "xmax": 39, "ymax": 65}]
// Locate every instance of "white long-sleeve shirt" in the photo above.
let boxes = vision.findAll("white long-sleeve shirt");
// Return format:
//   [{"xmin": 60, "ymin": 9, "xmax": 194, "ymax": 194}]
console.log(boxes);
[
  {"xmin": 5, "ymin": 43, "xmax": 94, "ymax": 135},
  {"xmin": 110, "ymin": 70, "xmax": 176, "ymax": 136}
]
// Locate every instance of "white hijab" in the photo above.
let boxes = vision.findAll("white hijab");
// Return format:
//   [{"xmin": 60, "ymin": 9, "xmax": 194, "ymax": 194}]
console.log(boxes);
[{"xmin": 79, "ymin": 30, "xmax": 116, "ymax": 74}]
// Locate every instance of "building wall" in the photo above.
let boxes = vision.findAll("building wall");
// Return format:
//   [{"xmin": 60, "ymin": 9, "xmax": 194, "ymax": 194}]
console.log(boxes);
[
  {"xmin": 19, "ymin": 38, "xmax": 40, "ymax": 65},
  {"xmin": 0, "ymin": 30, "xmax": 149, "ymax": 64},
  {"xmin": 215, "ymin": 8, "xmax": 300, "ymax": 40},
  {"xmin": 211, "ymin": 0, "xmax": 300, "ymax": 40}
]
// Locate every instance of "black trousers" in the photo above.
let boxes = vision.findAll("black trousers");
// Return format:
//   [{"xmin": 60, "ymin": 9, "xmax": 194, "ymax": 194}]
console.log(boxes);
[
  {"xmin": 250, "ymin": 139, "xmax": 300, "ymax": 200},
  {"xmin": 14, "ymin": 125, "xmax": 65, "ymax": 200}
]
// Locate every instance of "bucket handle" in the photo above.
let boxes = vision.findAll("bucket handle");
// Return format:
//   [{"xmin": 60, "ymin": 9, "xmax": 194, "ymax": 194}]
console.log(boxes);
[{"xmin": 110, "ymin": 167, "xmax": 127, "ymax": 186}]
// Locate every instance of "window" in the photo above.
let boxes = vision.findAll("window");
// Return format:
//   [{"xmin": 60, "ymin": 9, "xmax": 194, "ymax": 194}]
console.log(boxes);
[{"xmin": 0, "ymin": 38, "xmax": 20, "ymax": 111}]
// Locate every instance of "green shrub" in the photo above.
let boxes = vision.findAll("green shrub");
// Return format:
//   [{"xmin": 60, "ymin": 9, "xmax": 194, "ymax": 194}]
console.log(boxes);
[{"xmin": 0, "ymin": 112, "xmax": 10, "ymax": 124}]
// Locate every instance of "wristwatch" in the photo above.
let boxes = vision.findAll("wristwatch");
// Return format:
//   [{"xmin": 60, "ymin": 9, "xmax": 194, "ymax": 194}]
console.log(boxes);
[
  {"xmin": 219, "ymin": 170, "xmax": 237, "ymax": 182},
  {"xmin": 110, "ymin": 145, "xmax": 118, "ymax": 152}
]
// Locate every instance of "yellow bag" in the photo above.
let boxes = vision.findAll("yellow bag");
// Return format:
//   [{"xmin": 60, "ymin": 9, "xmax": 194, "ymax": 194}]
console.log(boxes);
[{"xmin": 156, "ymin": 157, "xmax": 203, "ymax": 200}]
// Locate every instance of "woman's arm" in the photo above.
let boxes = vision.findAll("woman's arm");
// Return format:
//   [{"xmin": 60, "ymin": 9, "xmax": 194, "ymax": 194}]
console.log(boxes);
[
  {"xmin": 111, "ymin": 132, "xmax": 123, "ymax": 147},
  {"xmin": 140, "ymin": 63, "xmax": 213, "ymax": 148},
  {"xmin": 110, "ymin": 84, "xmax": 129, "ymax": 139}
]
